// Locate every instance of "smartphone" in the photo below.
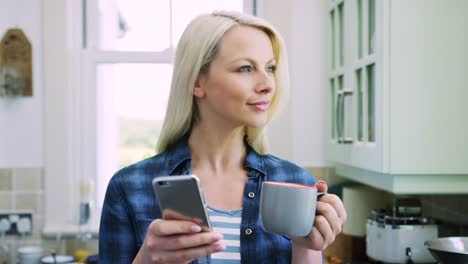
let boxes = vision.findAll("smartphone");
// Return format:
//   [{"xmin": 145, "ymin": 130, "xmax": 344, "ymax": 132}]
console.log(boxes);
[{"xmin": 152, "ymin": 175, "xmax": 212, "ymax": 231}]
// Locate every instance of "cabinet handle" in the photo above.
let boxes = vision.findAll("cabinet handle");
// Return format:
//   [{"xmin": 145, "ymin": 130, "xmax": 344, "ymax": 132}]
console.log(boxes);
[
  {"xmin": 339, "ymin": 89, "xmax": 354, "ymax": 144},
  {"xmin": 339, "ymin": 92, "xmax": 345, "ymax": 143},
  {"xmin": 342, "ymin": 89, "xmax": 353, "ymax": 95},
  {"xmin": 336, "ymin": 92, "xmax": 343, "ymax": 142},
  {"xmin": 335, "ymin": 93, "xmax": 339, "ymax": 141}
]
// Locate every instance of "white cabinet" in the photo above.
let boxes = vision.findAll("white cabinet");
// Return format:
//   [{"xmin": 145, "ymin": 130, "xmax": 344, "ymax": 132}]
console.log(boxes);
[{"xmin": 326, "ymin": 0, "xmax": 468, "ymax": 194}]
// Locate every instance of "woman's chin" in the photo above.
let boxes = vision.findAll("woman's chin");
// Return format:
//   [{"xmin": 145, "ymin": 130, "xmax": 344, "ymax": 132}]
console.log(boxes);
[{"xmin": 245, "ymin": 119, "xmax": 268, "ymax": 128}]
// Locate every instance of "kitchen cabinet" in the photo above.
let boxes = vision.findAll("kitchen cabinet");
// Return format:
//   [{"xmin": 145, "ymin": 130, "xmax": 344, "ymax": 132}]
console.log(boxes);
[{"xmin": 326, "ymin": 0, "xmax": 468, "ymax": 194}]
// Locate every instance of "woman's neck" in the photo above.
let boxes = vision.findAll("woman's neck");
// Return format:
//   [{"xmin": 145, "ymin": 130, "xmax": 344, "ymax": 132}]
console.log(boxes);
[{"xmin": 188, "ymin": 123, "xmax": 246, "ymax": 177}]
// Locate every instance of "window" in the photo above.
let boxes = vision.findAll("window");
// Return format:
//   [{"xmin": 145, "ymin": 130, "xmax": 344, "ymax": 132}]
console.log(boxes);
[
  {"xmin": 43, "ymin": 0, "xmax": 256, "ymax": 235},
  {"xmin": 90, "ymin": 0, "xmax": 256, "ymax": 209}
]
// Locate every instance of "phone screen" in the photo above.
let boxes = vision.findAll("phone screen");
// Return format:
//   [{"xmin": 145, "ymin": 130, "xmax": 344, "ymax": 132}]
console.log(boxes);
[{"xmin": 152, "ymin": 175, "xmax": 212, "ymax": 231}]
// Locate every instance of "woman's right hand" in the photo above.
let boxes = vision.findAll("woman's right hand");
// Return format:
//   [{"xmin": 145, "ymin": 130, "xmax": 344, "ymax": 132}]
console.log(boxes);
[{"xmin": 133, "ymin": 218, "xmax": 225, "ymax": 264}]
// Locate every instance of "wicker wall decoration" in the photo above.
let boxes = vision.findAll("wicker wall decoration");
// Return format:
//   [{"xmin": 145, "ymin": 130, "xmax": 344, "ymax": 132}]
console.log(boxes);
[{"xmin": 0, "ymin": 28, "xmax": 33, "ymax": 96}]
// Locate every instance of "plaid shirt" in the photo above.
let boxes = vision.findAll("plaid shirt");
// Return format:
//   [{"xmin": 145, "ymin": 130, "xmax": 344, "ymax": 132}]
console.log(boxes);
[{"xmin": 99, "ymin": 136, "xmax": 316, "ymax": 263}]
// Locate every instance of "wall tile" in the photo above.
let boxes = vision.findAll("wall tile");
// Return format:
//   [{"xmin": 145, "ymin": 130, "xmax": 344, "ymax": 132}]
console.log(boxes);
[
  {"xmin": 32, "ymin": 216, "xmax": 44, "ymax": 239},
  {"xmin": 0, "ymin": 193, "xmax": 12, "ymax": 210},
  {"xmin": 306, "ymin": 167, "xmax": 350, "ymax": 186},
  {"xmin": 36, "ymin": 192, "xmax": 44, "ymax": 215},
  {"xmin": 15, "ymin": 168, "xmax": 42, "ymax": 191},
  {"xmin": 15, "ymin": 193, "xmax": 40, "ymax": 214},
  {"xmin": 0, "ymin": 168, "xmax": 12, "ymax": 191},
  {"xmin": 306, "ymin": 167, "xmax": 327, "ymax": 181},
  {"xmin": 420, "ymin": 194, "xmax": 468, "ymax": 228},
  {"xmin": 42, "ymin": 239, "xmax": 67, "ymax": 256}
]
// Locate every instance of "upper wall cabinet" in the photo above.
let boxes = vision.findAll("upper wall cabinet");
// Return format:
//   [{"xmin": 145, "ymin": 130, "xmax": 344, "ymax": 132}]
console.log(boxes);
[{"xmin": 326, "ymin": 0, "xmax": 468, "ymax": 194}]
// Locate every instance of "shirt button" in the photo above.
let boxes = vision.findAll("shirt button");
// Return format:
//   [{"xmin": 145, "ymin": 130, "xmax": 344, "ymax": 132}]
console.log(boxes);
[
  {"xmin": 245, "ymin": 228, "xmax": 253, "ymax": 235},
  {"xmin": 248, "ymin": 192, "xmax": 255, "ymax": 198}
]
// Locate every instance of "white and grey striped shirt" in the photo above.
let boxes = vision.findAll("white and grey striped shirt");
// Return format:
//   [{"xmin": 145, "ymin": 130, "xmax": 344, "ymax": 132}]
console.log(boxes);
[{"xmin": 207, "ymin": 206, "xmax": 242, "ymax": 264}]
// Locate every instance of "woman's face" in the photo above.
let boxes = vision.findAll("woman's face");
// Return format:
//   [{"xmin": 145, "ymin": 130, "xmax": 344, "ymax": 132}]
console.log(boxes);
[{"xmin": 194, "ymin": 25, "xmax": 276, "ymax": 129}]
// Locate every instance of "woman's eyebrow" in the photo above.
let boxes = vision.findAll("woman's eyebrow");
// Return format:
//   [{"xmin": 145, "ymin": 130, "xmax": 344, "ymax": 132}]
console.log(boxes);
[{"xmin": 228, "ymin": 57, "xmax": 276, "ymax": 65}]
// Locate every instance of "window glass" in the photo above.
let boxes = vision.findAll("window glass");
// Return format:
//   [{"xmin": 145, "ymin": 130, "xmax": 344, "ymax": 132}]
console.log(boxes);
[
  {"xmin": 172, "ymin": 0, "xmax": 244, "ymax": 47},
  {"xmin": 94, "ymin": 0, "xmax": 250, "ymax": 207},
  {"xmin": 367, "ymin": 64, "xmax": 375, "ymax": 142},
  {"xmin": 97, "ymin": 0, "xmax": 245, "ymax": 51},
  {"xmin": 98, "ymin": 0, "xmax": 171, "ymax": 51},
  {"xmin": 96, "ymin": 63, "xmax": 172, "ymax": 206}
]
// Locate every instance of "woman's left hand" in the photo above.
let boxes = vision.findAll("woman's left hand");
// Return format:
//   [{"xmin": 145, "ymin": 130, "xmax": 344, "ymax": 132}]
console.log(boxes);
[{"xmin": 292, "ymin": 180, "xmax": 347, "ymax": 251}]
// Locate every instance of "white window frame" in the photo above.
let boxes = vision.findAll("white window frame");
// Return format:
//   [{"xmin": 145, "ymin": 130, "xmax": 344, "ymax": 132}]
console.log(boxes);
[{"xmin": 43, "ymin": 0, "xmax": 257, "ymax": 237}]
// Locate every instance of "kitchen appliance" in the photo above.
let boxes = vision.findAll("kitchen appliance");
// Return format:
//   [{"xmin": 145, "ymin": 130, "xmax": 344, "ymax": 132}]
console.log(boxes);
[
  {"xmin": 366, "ymin": 208, "xmax": 438, "ymax": 264},
  {"xmin": 424, "ymin": 237, "xmax": 468, "ymax": 264}
]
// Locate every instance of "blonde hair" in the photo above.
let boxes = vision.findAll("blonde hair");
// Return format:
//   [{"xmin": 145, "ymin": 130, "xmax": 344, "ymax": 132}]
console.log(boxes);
[{"xmin": 157, "ymin": 10, "xmax": 290, "ymax": 154}]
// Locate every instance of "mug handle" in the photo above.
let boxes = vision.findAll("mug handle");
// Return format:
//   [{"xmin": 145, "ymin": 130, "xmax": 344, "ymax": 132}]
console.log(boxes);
[{"xmin": 317, "ymin": 192, "xmax": 327, "ymax": 199}]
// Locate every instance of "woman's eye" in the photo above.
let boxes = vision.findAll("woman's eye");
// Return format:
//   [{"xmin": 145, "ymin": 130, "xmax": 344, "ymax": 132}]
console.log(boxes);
[
  {"xmin": 239, "ymin": 66, "xmax": 252, "ymax": 73},
  {"xmin": 266, "ymin": 65, "xmax": 277, "ymax": 73}
]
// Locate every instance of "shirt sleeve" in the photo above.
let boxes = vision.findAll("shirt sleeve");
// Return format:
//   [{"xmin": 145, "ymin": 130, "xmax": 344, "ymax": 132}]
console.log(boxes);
[{"xmin": 99, "ymin": 176, "xmax": 139, "ymax": 263}]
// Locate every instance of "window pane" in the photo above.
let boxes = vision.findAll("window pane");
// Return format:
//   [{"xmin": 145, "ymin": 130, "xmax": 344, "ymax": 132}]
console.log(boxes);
[
  {"xmin": 367, "ymin": 64, "xmax": 375, "ymax": 142},
  {"xmin": 330, "ymin": 10, "xmax": 335, "ymax": 69},
  {"xmin": 96, "ymin": 63, "xmax": 172, "ymax": 206},
  {"xmin": 330, "ymin": 78, "xmax": 335, "ymax": 139},
  {"xmin": 368, "ymin": 0, "xmax": 376, "ymax": 54},
  {"xmin": 356, "ymin": 69, "xmax": 363, "ymax": 141},
  {"xmin": 171, "ymin": 0, "xmax": 244, "ymax": 47},
  {"xmin": 97, "ymin": 0, "xmax": 171, "ymax": 51},
  {"xmin": 96, "ymin": 0, "xmax": 247, "ymax": 51},
  {"xmin": 338, "ymin": 2, "xmax": 344, "ymax": 67},
  {"xmin": 357, "ymin": 0, "xmax": 363, "ymax": 59}
]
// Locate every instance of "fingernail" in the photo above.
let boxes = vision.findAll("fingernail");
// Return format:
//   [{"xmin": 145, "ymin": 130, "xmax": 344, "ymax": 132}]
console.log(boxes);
[
  {"xmin": 191, "ymin": 225, "xmax": 202, "ymax": 232},
  {"xmin": 316, "ymin": 180, "xmax": 326, "ymax": 185},
  {"xmin": 213, "ymin": 233, "xmax": 223, "ymax": 240},
  {"xmin": 215, "ymin": 243, "xmax": 226, "ymax": 251}
]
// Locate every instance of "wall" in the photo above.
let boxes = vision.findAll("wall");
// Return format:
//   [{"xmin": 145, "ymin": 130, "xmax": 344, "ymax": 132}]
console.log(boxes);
[
  {"xmin": 0, "ymin": 0, "xmax": 45, "ymax": 261},
  {"xmin": 261, "ymin": 0, "xmax": 329, "ymax": 167},
  {"xmin": 0, "ymin": 0, "xmax": 43, "ymax": 168},
  {"xmin": 0, "ymin": 1, "xmax": 89, "ymax": 263}
]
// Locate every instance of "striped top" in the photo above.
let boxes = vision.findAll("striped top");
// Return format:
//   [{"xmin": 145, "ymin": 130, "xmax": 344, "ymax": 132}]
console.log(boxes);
[{"xmin": 207, "ymin": 205, "xmax": 242, "ymax": 263}]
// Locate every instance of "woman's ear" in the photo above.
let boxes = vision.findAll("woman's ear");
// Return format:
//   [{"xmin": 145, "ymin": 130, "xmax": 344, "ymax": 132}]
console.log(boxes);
[{"xmin": 193, "ymin": 77, "xmax": 206, "ymax": 98}]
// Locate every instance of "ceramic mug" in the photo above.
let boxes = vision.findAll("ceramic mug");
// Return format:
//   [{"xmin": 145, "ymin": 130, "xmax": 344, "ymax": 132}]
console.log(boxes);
[{"xmin": 260, "ymin": 181, "xmax": 325, "ymax": 237}]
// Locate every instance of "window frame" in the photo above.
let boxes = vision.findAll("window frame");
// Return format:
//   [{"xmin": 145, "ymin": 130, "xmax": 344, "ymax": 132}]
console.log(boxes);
[{"xmin": 43, "ymin": 0, "xmax": 257, "ymax": 237}]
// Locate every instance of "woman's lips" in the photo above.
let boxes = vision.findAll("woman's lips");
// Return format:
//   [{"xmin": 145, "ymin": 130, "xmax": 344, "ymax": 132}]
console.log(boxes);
[{"xmin": 247, "ymin": 101, "xmax": 269, "ymax": 111}]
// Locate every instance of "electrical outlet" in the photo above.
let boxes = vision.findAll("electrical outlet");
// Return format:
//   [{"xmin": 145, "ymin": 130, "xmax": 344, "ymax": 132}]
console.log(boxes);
[{"xmin": 0, "ymin": 211, "xmax": 33, "ymax": 235}]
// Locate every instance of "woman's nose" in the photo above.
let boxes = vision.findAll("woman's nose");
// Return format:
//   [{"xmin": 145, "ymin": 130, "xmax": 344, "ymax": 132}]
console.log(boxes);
[{"xmin": 255, "ymin": 72, "xmax": 275, "ymax": 94}]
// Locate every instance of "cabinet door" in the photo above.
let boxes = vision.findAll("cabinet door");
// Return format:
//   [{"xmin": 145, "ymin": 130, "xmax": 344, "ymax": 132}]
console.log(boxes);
[
  {"xmin": 326, "ymin": 0, "xmax": 353, "ymax": 165},
  {"xmin": 388, "ymin": 0, "xmax": 468, "ymax": 174},
  {"xmin": 348, "ymin": 0, "xmax": 384, "ymax": 172},
  {"xmin": 327, "ymin": 0, "xmax": 384, "ymax": 172}
]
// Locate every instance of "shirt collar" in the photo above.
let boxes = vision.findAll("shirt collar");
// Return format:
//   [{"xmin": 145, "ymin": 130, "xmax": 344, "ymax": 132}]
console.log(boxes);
[
  {"xmin": 244, "ymin": 143, "xmax": 267, "ymax": 177},
  {"xmin": 165, "ymin": 135, "xmax": 267, "ymax": 178}
]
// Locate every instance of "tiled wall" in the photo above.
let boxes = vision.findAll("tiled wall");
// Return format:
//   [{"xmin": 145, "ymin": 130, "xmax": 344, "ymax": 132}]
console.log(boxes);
[
  {"xmin": 0, "ymin": 168, "xmax": 97, "ymax": 263},
  {"xmin": 419, "ymin": 194, "xmax": 468, "ymax": 236},
  {"xmin": 0, "ymin": 167, "xmax": 45, "ymax": 263}
]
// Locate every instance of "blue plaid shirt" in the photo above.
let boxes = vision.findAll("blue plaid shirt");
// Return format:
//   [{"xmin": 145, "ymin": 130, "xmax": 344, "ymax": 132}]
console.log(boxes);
[{"xmin": 99, "ymin": 137, "xmax": 316, "ymax": 263}]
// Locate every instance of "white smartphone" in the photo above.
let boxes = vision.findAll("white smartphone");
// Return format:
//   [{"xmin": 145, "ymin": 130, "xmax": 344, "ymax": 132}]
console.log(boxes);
[{"xmin": 152, "ymin": 175, "xmax": 212, "ymax": 231}]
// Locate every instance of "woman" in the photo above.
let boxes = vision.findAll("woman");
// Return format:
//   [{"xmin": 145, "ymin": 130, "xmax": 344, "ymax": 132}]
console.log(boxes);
[{"xmin": 99, "ymin": 11, "xmax": 347, "ymax": 264}]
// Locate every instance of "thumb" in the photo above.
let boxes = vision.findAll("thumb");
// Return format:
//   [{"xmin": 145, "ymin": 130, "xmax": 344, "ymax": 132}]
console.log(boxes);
[{"xmin": 314, "ymin": 180, "xmax": 328, "ymax": 193}]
